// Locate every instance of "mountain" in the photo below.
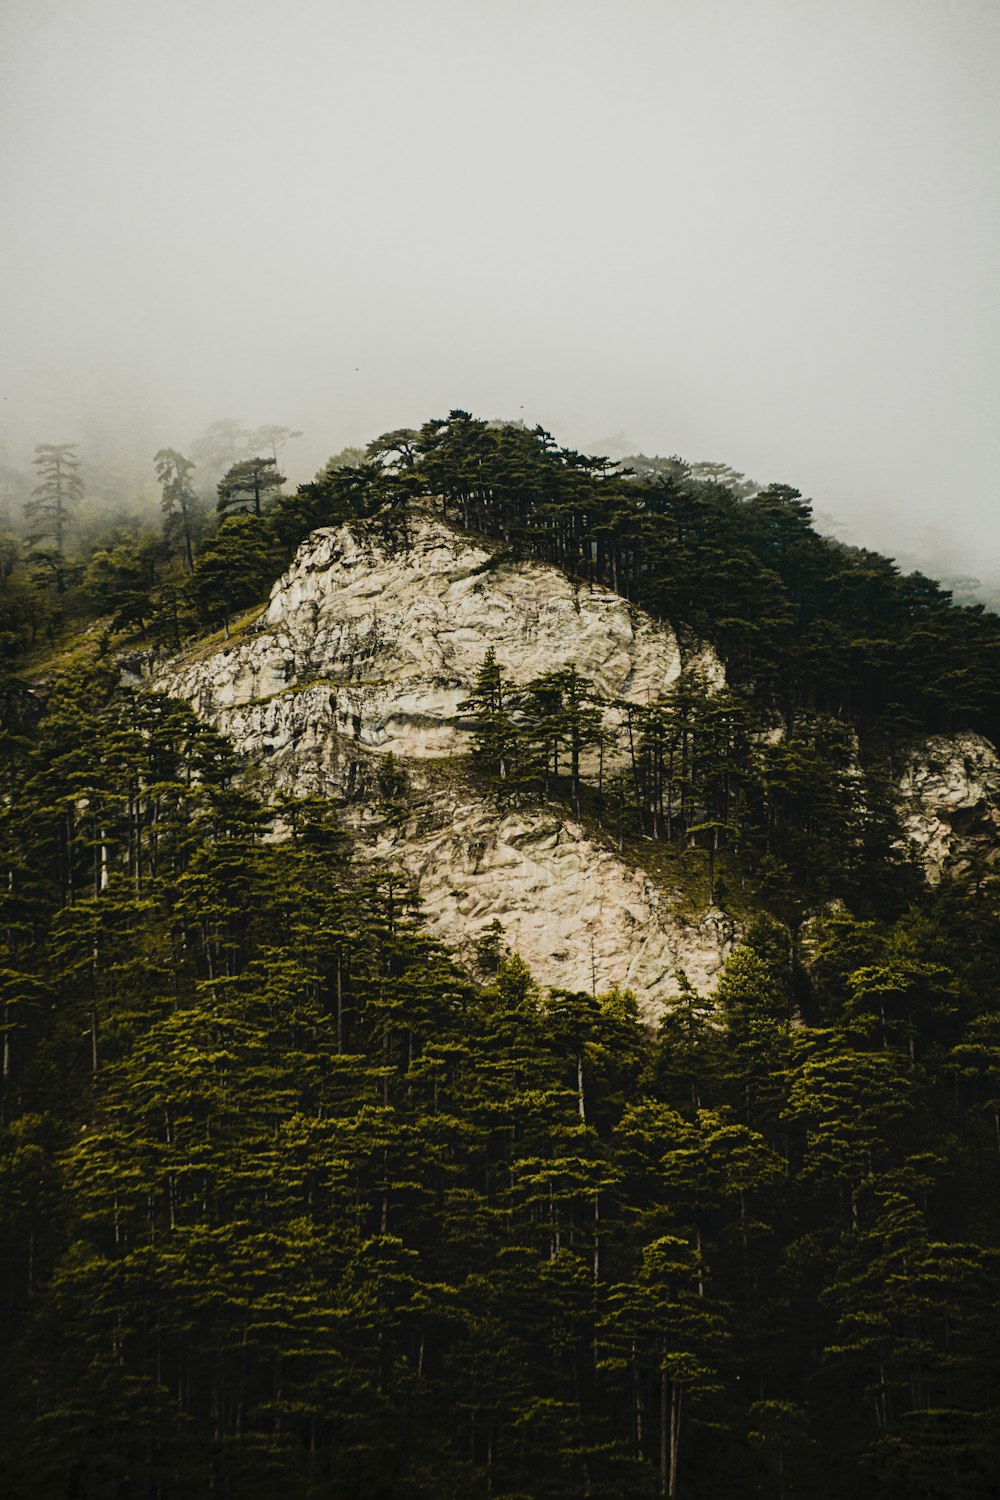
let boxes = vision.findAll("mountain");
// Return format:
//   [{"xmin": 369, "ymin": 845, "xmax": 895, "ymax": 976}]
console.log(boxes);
[
  {"xmin": 155, "ymin": 508, "xmax": 735, "ymax": 1010},
  {"xmin": 154, "ymin": 505, "xmax": 1000, "ymax": 1008},
  {"xmin": 4, "ymin": 415, "xmax": 1000, "ymax": 1499}
]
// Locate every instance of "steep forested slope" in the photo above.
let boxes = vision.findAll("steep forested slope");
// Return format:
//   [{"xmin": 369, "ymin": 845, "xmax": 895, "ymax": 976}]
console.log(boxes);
[{"xmin": 2, "ymin": 412, "xmax": 1000, "ymax": 1499}]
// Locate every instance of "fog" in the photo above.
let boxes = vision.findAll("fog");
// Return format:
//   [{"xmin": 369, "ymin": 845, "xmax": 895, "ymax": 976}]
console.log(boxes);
[{"xmin": 2, "ymin": 0, "xmax": 998, "ymax": 588}]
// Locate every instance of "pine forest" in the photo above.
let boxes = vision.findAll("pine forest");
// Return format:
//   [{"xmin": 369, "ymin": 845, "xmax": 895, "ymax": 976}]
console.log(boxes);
[{"xmin": 0, "ymin": 411, "xmax": 999, "ymax": 1500}]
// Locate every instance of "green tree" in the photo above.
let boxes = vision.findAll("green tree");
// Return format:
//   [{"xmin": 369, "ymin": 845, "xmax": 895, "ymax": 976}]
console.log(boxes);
[
  {"xmin": 154, "ymin": 447, "xmax": 201, "ymax": 573},
  {"xmin": 366, "ymin": 427, "xmax": 420, "ymax": 469},
  {"xmin": 217, "ymin": 456, "xmax": 285, "ymax": 520},
  {"xmin": 82, "ymin": 539, "xmax": 159, "ymax": 634},
  {"xmin": 460, "ymin": 648, "xmax": 523, "ymax": 792},
  {"xmin": 24, "ymin": 442, "xmax": 83, "ymax": 594},
  {"xmin": 599, "ymin": 1235, "xmax": 726, "ymax": 1497},
  {"xmin": 824, "ymin": 1187, "xmax": 1000, "ymax": 1496},
  {"xmin": 188, "ymin": 515, "xmax": 275, "ymax": 635},
  {"xmin": 518, "ymin": 665, "xmax": 605, "ymax": 816}
]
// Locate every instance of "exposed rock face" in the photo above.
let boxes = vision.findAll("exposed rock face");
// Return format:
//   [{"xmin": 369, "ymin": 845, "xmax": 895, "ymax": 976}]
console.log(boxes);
[
  {"xmin": 155, "ymin": 510, "xmax": 733, "ymax": 1016},
  {"xmin": 151, "ymin": 512, "xmax": 1000, "ymax": 1004},
  {"xmin": 374, "ymin": 792, "xmax": 736, "ymax": 1008},
  {"xmin": 164, "ymin": 510, "xmax": 721, "ymax": 758},
  {"xmin": 897, "ymin": 733, "xmax": 1000, "ymax": 880}
]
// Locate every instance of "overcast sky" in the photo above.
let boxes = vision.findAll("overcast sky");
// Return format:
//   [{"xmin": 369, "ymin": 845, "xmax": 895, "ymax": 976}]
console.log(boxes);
[{"xmin": 2, "ymin": 0, "xmax": 998, "ymax": 576}]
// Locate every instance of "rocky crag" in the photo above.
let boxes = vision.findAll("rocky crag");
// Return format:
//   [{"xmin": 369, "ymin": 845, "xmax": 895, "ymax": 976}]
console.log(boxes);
[
  {"xmin": 898, "ymin": 732, "xmax": 1000, "ymax": 880},
  {"xmin": 156, "ymin": 509, "xmax": 734, "ymax": 1016},
  {"xmin": 154, "ymin": 507, "xmax": 1000, "ymax": 1012}
]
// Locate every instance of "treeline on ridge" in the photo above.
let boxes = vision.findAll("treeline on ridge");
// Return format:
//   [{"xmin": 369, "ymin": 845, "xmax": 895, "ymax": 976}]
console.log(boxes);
[{"xmin": 4, "ymin": 411, "xmax": 1000, "ymax": 752}]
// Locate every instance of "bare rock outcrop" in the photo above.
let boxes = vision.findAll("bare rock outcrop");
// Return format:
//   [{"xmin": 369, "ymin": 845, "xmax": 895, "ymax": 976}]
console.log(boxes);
[
  {"xmin": 152, "ymin": 512, "xmax": 1000, "ymax": 1003},
  {"xmin": 155, "ymin": 511, "xmax": 732, "ymax": 1014},
  {"xmin": 161, "ymin": 510, "xmax": 720, "ymax": 758},
  {"xmin": 898, "ymin": 733, "xmax": 1000, "ymax": 879},
  {"xmin": 373, "ymin": 791, "xmax": 735, "ymax": 1014}
]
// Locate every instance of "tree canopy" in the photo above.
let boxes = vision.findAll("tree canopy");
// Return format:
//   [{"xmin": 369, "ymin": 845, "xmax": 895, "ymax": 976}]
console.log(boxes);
[{"xmin": 1, "ymin": 409, "xmax": 999, "ymax": 1497}]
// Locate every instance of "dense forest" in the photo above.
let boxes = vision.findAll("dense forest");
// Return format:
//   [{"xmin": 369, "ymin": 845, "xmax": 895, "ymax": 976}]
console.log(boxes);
[{"xmin": 1, "ymin": 413, "xmax": 999, "ymax": 1497}]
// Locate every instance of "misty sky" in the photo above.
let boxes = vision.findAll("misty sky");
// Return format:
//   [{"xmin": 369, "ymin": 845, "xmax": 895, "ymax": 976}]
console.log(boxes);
[{"xmin": 2, "ymin": 0, "xmax": 998, "ymax": 578}]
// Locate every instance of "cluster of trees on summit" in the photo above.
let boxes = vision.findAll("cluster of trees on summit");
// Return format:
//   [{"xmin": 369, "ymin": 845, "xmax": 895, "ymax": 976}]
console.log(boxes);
[
  {"xmin": 1, "ymin": 410, "xmax": 999, "ymax": 1497},
  {"xmin": 4, "ymin": 409, "xmax": 1000, "ymax": 745}
]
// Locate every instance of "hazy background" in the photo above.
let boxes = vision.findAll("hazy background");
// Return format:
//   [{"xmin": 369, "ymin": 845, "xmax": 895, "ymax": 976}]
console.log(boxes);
[{"xmin": 2, "ymin": 0, "xmax": 998, "ymax": 588}]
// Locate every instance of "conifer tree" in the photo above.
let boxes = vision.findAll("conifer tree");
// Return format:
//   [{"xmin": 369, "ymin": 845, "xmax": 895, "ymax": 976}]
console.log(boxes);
[
  {"xmin": 460, "ymin": 647, "xmax": 522, "ymax": 792},
  {"xmin": 187, "ymin": 515, "xmax": 275, "ymax": 636},
  {"xmin": 216, "ymin": 456, "xmax": 285, "ymax": 519},
  {"xmin": 518, "ymin": 665, "xmax": 604, "ymax": 815},
  {"xmin": 24, "ymin": 443, "xmax": 83, "ymax": 594},
  {"xmin": 154, "ymin": 447, "xmax": 201, "ymax": 574}
]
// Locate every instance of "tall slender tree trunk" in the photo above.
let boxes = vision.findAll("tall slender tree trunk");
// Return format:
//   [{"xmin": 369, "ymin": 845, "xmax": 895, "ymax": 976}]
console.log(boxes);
[
  {"xmin": 336, "ymin": 951, "xmax": 344, "ymax": 1052},
  {"xmin": 659, "ymin": 1358, "xmax": 668, "ymax": 1495},
  {"xmin": 669, "ymin": 1381, "xmax": 682, "ymax": 1498}
]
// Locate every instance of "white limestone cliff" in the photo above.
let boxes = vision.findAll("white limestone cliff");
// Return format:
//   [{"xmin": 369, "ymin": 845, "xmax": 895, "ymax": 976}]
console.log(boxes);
[
  {"xmin": 152, "ymin": 509, "xmax": 1000, "ymax": 1007},
  {"xmin": 897, "ymin": 733, "xmax": 1000, "ymax": 879},
  {"xmin": 163, "ymin": 509, "xmax": 721, "ymax": 757},
  {"xmin": 373, "ymin": 791, "xmax": 735, "ymax": 1007},
  {"xmin": 155, "ymin": 510, "xmax": 734, "ymax": 1016}
]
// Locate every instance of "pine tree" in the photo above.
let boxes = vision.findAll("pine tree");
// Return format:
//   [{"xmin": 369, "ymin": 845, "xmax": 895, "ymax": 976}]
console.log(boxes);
[
  {"xmin": 599, "ymin": 1235, "xmax": 727, "ymax": 1497},
  {"xmin": 459, "ymin": 648, "xmax": 522, "ymax": 792},
  {"xmin": 24, "ymin": 443, "xmax": 83, "ymax": 594},
  {"xmin": 216, "ymin": 456, "xmax": 285, "ymax": 519},
  {"xmin": 518, "ymin": 665, "xmax": 605, "ymax": 815},
  {"xmin": 187, "ymin": 515, "xmax": 275, "ymax": 636},
  {"xmin": 154, "ymin": 448, "xmax": 201, "ymax": 574}
]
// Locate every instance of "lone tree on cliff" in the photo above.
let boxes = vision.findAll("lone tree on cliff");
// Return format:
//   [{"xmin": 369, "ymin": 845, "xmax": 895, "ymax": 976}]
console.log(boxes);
[{"xmin": 217, "ymin": 456, "xmax": 285, "ymax": 519}]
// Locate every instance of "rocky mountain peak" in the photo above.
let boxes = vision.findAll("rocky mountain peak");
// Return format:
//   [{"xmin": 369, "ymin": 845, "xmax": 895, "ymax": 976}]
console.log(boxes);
[{"xmin": 157, "ymin": 508, "xmax": 733, "ymax": 1015}]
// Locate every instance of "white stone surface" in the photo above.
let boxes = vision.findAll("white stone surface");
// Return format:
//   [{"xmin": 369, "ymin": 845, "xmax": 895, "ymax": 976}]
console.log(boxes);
[
  {"xmin": 374, "ymin": 794, "xmax": 736, "ymax": 1020},
  {"xmin": 897, "ymin": 732, "xmax": 1000, "ymax": 879},
  {"xmin": 153, "ymin": 510, "xmax": 733, "ymax": 1014},
  {"xmin": 161, "ymin": 509, "xmax": 720, "ymax": 758}
]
